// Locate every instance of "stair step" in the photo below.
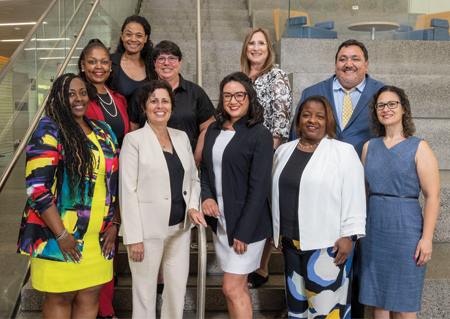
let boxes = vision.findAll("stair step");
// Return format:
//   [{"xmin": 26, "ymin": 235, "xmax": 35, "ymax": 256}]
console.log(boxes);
[
  {"xmin": 152, "ymin": 31, "xmax": 247, "ymax": 42},
  {"xmin": 142, "ymin": 1, "xmax": 247, "ymax": 10},
  {"xmin": 145, "ymin": 19, "xmax": 250, "ymax": 28},
  {"xmin": 17, "ymin": 310, "xmax": 280, "ymax": 319},
  {"xmin": 20, "ymin": 275, "xmax": 286, "ymax": 311},
  {"xmin": 143, "ymin": 9, "xmax": 249, "ymax": 20}
]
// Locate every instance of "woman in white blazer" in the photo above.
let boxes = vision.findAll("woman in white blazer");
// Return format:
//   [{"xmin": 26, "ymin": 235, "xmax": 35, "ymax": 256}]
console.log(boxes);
[
  {"xmin": 119, "ymin": 80, "xmax": 205, "ymax": 319},
  {"xmin": 271, "ymin": 95, "xmax": 366, "ymax": 318}
]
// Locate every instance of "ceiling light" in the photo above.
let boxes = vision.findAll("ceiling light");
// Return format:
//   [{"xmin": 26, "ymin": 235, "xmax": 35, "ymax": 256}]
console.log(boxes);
[
  {"xmin": 0, "ymin": 39, "xmax": 23, "ymax": 42},
  {"xmin": 24, "ymin": 47, "xmax": 83, "ymax": 51},
  {"xmin": 0, "ymin": 22, "xmax": 36, "ymax": 26}
]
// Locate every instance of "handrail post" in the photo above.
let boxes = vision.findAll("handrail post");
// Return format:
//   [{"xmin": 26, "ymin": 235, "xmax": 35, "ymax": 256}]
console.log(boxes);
[
  {"xmin": 0, "ymin": 0, "xmax": 101, "ymax": 193},
  {"xmin": 196, "ymin": 0, "xmax": 202, "ymax": 86},
  {"xmin": 196, "ymin": 224, "xmax": 207, "ymax": 319}
]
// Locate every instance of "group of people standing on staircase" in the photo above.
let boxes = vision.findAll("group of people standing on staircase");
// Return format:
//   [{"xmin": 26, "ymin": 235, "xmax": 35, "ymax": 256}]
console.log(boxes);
[{"xmin": 17, "ymin": 12, "xmax": 439, "ymax": 319}]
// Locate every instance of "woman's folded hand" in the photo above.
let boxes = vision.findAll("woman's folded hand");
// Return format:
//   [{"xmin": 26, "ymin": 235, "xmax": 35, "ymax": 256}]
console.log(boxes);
[
  {"xmin": 101, "ymin": 225, "xmax": 118, "ymax": 258},
  {"xmin": 202, "ymin": 198, "xmax": 220, "ymax": 218},
  {"xmin": 129, "ymin": 242, "xmax": 145, "ymax": 262},
  {"xmin": 58, "ymin": 234, "xmax": 82, "ymax": 264},
  {"xmin": 332, "ymin": 237, "xmax": 353, "ymax": 265},
  {"xmin": 188, "ymin": 209, "xmax": 207, "ymax": 227}
]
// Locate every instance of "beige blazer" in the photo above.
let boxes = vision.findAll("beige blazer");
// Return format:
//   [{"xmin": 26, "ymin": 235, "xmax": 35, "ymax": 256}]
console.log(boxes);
[{"xmin": 119, "ymin": 122, "xmax": 200, "ymax": 245}]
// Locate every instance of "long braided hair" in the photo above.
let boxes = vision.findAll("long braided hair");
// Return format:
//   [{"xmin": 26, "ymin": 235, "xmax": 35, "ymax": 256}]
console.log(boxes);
[
  {"xmin": 115, "ymin": 15, "xmax": 157, "ymax": 80},
  {"xmin": 44, "ymin": 73, "xmax": 95, "ymax": 199}
]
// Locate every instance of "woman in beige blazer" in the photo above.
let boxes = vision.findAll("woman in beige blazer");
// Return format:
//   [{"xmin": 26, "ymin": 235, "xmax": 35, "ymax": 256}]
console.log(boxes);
[{"xmin": 119, "ymin": 80, "xmax": 205, "ymax": 319}]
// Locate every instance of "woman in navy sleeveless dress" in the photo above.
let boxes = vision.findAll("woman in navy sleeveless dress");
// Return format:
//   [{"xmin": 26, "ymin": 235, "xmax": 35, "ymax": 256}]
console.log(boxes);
[{"xmin": 359, "ymin": 86, "xmax": 439, "ymax": 318}]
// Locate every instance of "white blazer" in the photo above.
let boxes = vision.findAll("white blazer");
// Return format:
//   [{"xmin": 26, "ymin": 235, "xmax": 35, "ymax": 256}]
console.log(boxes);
[
  {"xmin": 272, "ymin": 137, "xmax": 366, "ymax": 250},
  {"xmin": 119, "ymin": 122, "xmax": 200, "ymax": 245}
]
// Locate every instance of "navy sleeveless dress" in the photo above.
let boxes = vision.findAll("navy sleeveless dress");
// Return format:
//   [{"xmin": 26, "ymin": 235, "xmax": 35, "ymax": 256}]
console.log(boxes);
[{"xmin": 359, "ymin": 137, "xmax": 426, "ymax": 312}]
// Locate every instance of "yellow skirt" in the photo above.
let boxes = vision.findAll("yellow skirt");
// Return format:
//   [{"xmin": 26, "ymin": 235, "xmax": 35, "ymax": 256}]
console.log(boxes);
[{"xmin": 31, "ymin": 132, "xmax": 113, "ymax": 292}]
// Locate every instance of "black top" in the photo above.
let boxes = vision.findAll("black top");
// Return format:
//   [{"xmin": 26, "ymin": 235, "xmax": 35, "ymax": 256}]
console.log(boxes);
[
  {"xmin": 200, "ymin": 115, "xmax": 274, "ymax": 246},
  {"xmin": 107, "ymin": 52, "xmax": 148, "ymax": 104},
  {"xmin": 128, "ymin": 74, "xmax": 215, "ymax": 151},
  {"xmin": 118, "ymin": 66, "xmax": 147, "ymax": 104},
  {"xmin": 163, "ymin": 147, "xmax": 186, "ymax": 226},
  {"xmin": 97, "ymin": 93, "xmax": 126, "ymax": 148},
  {"xmin": 278, "ymin": 148, "xmax": 313, "ymax": 241}
]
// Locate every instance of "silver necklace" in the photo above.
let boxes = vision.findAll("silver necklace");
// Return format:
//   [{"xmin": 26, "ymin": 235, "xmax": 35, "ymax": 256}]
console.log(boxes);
[
  {"xmin": 298, "ymin": 138, "xmax": 321, "ymax": 149},
  {"xmin": 97, "ymin": 86, "xmax": 117, "ymax": 117}
]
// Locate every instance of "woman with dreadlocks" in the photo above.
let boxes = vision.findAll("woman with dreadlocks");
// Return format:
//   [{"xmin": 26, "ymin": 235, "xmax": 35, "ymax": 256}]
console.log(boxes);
[
  {"xmin": 17, "ymin": 73, "xmax": 120, "ymax": 319},
  {"xmin": 108, "ymin": 15, "xmax": 157, "ymax": 103}
]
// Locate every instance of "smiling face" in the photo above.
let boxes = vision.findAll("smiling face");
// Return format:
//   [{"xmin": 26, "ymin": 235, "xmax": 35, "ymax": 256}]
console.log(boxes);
[
  {"xmin": 376, "ymin": 91, "xmax": 404, "ymax": 128},
  {"xmin": 335, "ymin": 45, "xmax": 369, "ymax": 90},
  {"xmin": 298, "ymin": 100, "xmax": 327, "ymax": 142},
  {"xmin": 68, "ymin": 78, "xmax": 89, "ymax": 121},
  {"xmin": 144, "ymin": 88, "xmax": 172, "ymax": 126},
  {"xmin": 222, "ymin": 81, "xmax": 249, "ymax": 125},
  {"xmin": 246, "ymin": 31, "xmax": 269, "ymax": 67},
  {"xmin": 121, "ymin": 22, "xmax": 148, "ymax": 55},
  {"xmin": 81, "ymin": 47, "xmax": 111, "ymax": 86},
  {"xmin": 154, "ymin": 53, "xmax": 181, "ymax": 83}
]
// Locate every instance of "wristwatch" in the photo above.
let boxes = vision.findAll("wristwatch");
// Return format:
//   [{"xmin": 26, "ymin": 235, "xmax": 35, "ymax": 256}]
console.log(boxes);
[{"xmin": 347, "ymin": 235, "xmax": 358, "ymax": 242}]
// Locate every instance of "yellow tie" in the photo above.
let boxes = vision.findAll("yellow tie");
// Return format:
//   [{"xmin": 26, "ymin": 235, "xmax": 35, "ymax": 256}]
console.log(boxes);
[{"xmin": 342, "ymin": 88, "xmax": 356, "ymax": 129}]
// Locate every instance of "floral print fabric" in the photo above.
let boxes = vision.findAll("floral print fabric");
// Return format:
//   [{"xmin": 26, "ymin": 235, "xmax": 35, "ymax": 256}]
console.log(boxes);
[{"xmin": 253, "ymin": 68, "xmax": 292, "ymax": 139}]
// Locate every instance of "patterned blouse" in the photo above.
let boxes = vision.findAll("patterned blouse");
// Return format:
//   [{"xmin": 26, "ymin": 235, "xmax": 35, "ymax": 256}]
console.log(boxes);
[
  {"xmin": 253, "ymin": 68, "xmax": 292, "ymax": 139},
  {"xmin": 17, "ymin": 116, "xmax": 119, "ymax": 261}
]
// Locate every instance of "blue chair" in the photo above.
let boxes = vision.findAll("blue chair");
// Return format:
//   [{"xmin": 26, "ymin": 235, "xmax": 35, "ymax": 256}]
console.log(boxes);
[
  {"xmin": 282, "ymin": 16, "xmax": 337, "ymax": 39},
  {"xmin": 393, "ymin": 18, "xmax": 450, "ymax": 41}
]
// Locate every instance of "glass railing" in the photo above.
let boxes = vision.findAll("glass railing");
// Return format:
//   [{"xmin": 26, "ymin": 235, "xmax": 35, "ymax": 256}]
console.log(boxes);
[
  {"xmin": 276, "ymin": 0, "xmax": 450, "ymax": 41},
  {"xmin": 0, "ymin": 1, "xmax": 140, "ymax": 317}
]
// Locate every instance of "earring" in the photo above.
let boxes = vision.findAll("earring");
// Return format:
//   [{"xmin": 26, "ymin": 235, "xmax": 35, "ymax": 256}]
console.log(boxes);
[{"xmin": 82, "ymin": 69, "xmax": 84, "ymax": 72}]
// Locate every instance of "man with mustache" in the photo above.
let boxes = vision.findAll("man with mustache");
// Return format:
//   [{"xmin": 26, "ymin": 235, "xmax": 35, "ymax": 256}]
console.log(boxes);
[{"xmin": 289, "ymin": 39, "xmax": 385, "ymax": 158}]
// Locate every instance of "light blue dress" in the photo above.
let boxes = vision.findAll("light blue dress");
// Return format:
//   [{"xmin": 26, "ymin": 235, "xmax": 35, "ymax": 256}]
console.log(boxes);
[{"xmin": 359, "ymin": 136, "xmax": 426, "ymax": 312}]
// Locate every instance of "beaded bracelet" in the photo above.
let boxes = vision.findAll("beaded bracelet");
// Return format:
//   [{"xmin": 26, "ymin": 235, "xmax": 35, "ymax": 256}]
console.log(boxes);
[{"xmin": 55, "ymin": 229, "xmax": 68, "ymax": 242}]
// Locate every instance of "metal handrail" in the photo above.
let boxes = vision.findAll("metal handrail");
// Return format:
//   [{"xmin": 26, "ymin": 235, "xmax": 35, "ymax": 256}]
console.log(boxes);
[
  {"xmin": 195, "ymin": 1, "xmax": 207, "ymax": 318},
  {"xmin": 0, "ymin": 0, "xmax": 59, "ymax": 84},
  {"xmin": 0, "ymin": 0, "xmax": 86, "ymax": 147},
  {"xmin": 0, "ymin": 0, "xmax": 101, "ymax": 193}
]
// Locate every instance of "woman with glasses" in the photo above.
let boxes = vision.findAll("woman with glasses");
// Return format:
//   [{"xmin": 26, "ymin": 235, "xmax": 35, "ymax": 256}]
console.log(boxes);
[
  {"xmin": 201, "ymin": 72, "xmax": 273, "ymax": 318},
  {"xmin": 128, "ymin": 40, "xmax": 215, "ymax": 166},
  {"xmin": 240, "ymin": 27, "xmax": 292, "ymax": 289},
  {"xmin": 108, "ymin": 15, "xmax": 157, "ymax": 103},
  {"xmin": 358, "ymin": 86, "xmax": 439, "ymax": 318}
]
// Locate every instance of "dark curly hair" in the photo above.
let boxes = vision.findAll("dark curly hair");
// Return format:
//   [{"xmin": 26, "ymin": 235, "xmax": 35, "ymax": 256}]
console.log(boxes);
[
  {"xmin": 215, "ymin": 72, "xmax": 264, "ymax": 129},
  {"xmin": 77, "ymin": 38, "xmax": 116, "ymax": 96},
  {"xmin": 138, "ymin": 80, "xmax": 176, "ymax": 112},
  {"xmin": 44, "ymin": 73, "xmax": 95, "ymax": 199},
  {"xmin": 294, "ymin": 95, "xmax": 336, "ymax": 139},
  {"xmin": 115, "ymin": 15, "xmax": 157, "ymax": 80},
  {"xmin": 369, "ymin": 85, "xmax": 415, "ymax": 138}
]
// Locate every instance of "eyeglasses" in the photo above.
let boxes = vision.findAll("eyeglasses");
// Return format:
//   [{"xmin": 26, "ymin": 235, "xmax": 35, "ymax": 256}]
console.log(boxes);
[
  {"xmin": 221, "ymin": 92, "xmax": 247, "ymax": 102},
  {"xmin": 247, "ymin": 41, "xmax": 267, "ymax": 48},
  {"xmin": 375, "ymin": 101, "xmax": 401, "ymax": 110},
  {"xmin": 155, "ymin": 56, "xmax": 179, "ymax": 64}
]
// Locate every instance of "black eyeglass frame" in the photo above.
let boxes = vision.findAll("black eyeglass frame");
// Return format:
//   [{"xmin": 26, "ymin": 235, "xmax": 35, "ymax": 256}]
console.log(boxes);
[
  {"xmin": 221, "ymin": 92, "xmax": 248, "ymax": 102},
  {"xmin": 375, "ymin": 101, "xmax": 401, "ymax": 110}
]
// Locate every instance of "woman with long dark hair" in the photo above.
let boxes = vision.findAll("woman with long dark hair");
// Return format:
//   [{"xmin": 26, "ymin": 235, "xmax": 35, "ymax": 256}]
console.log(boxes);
[
  {"xmin": 17, "ymin": 73, "xmax": 119, "ymax": 318},
  {"xmin": 201, "ymin": 72, "xmax": 273, "ymax": 318},
  {"xmin": 108, "ymin": 15, "xmax": 157, "ymax": 103}
]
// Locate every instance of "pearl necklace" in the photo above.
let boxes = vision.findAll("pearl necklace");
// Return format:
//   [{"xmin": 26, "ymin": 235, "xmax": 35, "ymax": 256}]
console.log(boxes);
[
  {"xmin": 97, "ymin": 86, "xmax": 118, "ymax": 118},
  {"xmin": 298, "ymin": 138, "xmax": 321, "ymax": 149}
]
